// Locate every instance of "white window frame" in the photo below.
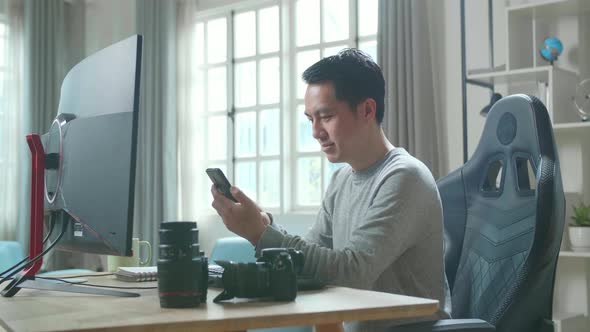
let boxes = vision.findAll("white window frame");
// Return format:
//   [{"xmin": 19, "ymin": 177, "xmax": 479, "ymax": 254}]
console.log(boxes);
[
  {"xmin": 231, "ymin": 3, "xmax": 284, "ymax": 211},
  {"xmin": 0, "ymin": 16, "xmax": 8, "ymax": 166},
  {"xmin": 191, "ymin": 0, "xmax": 378, "ymax": 215}
]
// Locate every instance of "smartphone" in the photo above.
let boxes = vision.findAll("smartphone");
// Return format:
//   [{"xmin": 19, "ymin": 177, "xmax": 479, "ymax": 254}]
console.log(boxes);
[{"xmin": 206, "ymin": 168, "xmax": 238, "ymax": 202}]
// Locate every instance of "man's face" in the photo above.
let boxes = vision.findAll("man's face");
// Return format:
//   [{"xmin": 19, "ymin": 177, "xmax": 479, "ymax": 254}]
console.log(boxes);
[{"xmin": 304, "ymin": 82, "xmax": 368, "ymax": 164}]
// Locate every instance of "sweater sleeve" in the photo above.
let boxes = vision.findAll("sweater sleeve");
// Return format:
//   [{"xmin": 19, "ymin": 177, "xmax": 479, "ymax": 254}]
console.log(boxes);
[
  {"xmin": 256, "ymin": 180, "xmax": 334, "ymax": 256},
  {"xmin": 256, "ymin": 166, "xmax": 437, "ymax": 289}
]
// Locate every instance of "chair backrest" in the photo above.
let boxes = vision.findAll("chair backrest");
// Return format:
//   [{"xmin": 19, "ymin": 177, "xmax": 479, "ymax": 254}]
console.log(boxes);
[
  {"xmin": 209, "ymin": 237, "xmax": 256, "ymax": 263},
  {"xmin": 438, "ymin": 94, "xmax": 564, "ymax": 332},
  {"xmin": 0, "ymin": 241, "xmax": 24, "ymax": 272}
]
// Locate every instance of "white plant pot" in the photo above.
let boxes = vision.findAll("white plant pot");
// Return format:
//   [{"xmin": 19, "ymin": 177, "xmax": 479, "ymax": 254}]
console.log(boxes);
[{"xmin": 569, "ymin": 226, "xmax": 590, "ymax": 251}]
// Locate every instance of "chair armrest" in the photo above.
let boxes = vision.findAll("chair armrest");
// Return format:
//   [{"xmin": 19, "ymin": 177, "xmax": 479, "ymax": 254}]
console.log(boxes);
[{"xmin": 390, "ymin": 319, "xmax": 495, "ymax": 332}]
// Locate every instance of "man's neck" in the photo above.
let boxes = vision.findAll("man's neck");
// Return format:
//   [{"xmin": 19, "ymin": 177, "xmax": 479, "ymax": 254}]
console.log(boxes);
[{"xmin": 349, "ymin": 129, "xmax": 394, "ymax": 171}]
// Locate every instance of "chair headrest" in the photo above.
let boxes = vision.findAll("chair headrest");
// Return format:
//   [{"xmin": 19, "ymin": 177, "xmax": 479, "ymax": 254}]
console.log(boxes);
[{"xmin": 465, "ymin": 94, "xmax": 556, "ymax": 200}]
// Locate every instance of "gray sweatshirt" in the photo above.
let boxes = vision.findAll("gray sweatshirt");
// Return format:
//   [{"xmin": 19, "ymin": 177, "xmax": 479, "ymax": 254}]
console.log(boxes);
[{"xmin": 257, "ymin": 148, "xmax": 451, "ymax": 332}]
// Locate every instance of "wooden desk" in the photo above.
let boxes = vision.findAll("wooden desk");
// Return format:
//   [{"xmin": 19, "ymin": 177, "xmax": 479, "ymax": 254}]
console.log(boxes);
[{"xmin": 0, "ymin": 275, "xmax": 438, "ymax": 332}]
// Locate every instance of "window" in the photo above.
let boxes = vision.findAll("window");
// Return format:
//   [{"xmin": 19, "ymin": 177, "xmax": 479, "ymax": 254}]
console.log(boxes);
[
  {"xmin": 0, "ymin": 17, "xmax": 8, "ymax": 167},
  {"xmin": 190, "ymin": 0, "xmax": 378, "ymax": 214},
  {"xmin": 292, "ymin": 0, "xmax": 378, "ymax": 209}
]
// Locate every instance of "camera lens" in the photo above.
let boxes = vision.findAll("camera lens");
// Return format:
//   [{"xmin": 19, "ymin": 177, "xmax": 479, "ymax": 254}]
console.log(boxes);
[{"xmin": 157, "ymin": 221, "xmax": 208, "ymax": 308}]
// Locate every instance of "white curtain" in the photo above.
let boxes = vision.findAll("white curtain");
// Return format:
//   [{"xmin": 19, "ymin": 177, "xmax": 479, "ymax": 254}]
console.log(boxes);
[
  {"xmin": 378, "ymin": 0, "xmax": 448, "ymax": 178},
  {"xmin": 134, "ymin": 0, "xmax": 180, "ymax": 262},
  {"xmin": 0, "ymin": 0, "xmax": 24, "ymax": 241},
  {"xmin": 176, "ymin": 0, "xmax": 205, "ymax": 222}
]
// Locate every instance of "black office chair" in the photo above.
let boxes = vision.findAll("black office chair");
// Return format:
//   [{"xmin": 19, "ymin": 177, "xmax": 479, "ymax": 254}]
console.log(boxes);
[{"xmin": 392, "ymin": 94, "xmax": 565, "ymax": 332}]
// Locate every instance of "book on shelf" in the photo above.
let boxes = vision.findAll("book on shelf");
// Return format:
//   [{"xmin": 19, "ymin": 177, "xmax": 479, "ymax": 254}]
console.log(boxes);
[{"xmin": 115, "ymin": 266, "xmax": 157, "ymax": 282}]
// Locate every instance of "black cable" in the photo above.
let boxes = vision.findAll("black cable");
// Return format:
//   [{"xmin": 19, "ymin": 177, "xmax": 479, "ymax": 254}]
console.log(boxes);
[
  {"xmin": 0, "ymin": 213, "xmax": 57, "ymax": 278},
  {"xmin": 2, "ymin": 276, "xmax": 157, "ymax": 290},
  {"xmin": 36, "ymin": 276, "xmax": 157, "ymax": 289},
  {"xmin": 0, "ymin": 216, "xmax": 68, "ymax": 286},
  {"xmin": 40, "ymin": 273, "xmax": 114, "ymax": 278},
  {"xmin": 35, "ymin": 276, "xmax": 88, "ymax": 284}
]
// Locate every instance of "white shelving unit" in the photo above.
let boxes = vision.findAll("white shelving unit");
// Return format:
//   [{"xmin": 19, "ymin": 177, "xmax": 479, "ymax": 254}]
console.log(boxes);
[
  {"xmin": 555, "ymin": 252, "xmax": 590, "ymax": 332},
  {"xmin": 466, "ymin": 0, "xmax": 590, "ymax": 330},
  {"xmin": 467, "ymin": 65, "xmax": 579, "ymax": 123}
]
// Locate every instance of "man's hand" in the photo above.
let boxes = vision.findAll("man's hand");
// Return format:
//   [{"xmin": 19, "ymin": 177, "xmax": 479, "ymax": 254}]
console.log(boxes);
[{"xmin": 210, "ymin": 185, "xmax": 271, "ymax": 245}]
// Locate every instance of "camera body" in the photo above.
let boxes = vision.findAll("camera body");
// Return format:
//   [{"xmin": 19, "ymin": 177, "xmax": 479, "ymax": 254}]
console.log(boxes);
[
  {"xmin": 157, "ymin": 221, "xmax": 208, "ymax": 308},
  {"xmin": 214, "ymin": 248, "xmax": 304, "ymax": 303}
]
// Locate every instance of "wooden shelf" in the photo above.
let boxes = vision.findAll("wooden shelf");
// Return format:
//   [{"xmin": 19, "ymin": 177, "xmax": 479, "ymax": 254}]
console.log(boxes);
[
  {"xmin": 553, "ymin": 122, "xmax": 590, "ymax": 135},
  {"xmin": 553, "ymin": 311, "xmax": 588, "ymax": 332},
  {"xmin": 467, "ymin": 66, "xmax": 551, "ymax": 84},
  {"xmin": 508, "ymin": 0, "xmax": 590, "ymax": 18},
  {"xmin": 559, "ymin": 250, "xmax": 590, "ymax": 258},
  {"xmin": 466, "ymin": 66, "xmax": 577, "ymax": 85}
]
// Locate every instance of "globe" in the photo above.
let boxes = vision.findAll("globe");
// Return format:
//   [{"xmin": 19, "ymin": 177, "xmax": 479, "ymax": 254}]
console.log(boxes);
[{"xmin": 540, "ymin": 37, "xmax": 563, "ymax": 63}]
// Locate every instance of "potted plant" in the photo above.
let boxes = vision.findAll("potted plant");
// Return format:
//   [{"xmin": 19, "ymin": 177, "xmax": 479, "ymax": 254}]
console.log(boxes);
[{"xmin": 569, "ymin": 202, "xmax": 590, "ymax": 251}]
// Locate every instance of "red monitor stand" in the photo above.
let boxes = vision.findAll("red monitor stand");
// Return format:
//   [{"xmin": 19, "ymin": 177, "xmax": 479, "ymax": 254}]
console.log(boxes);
[{"xmin": 1, "ymin": 134, "xmax": 137, "ymax": 297}]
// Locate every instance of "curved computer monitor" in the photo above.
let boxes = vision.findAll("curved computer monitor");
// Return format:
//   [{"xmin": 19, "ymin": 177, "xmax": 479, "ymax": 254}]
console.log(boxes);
[{"xmin": 42, "ymin": 35, "xmax": 142, "ymax": 256}]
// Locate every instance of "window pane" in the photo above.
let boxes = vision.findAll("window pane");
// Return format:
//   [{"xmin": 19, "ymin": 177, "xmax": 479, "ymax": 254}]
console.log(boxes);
[
  {"xmin": 358, "ymin": 0, "xmax": 378, "ymax": 37},
  {"xmin": 297, "ymin": 104, "xmax": 319, "ymax": 152},
  {"xmin": 235, "ymin": 111, "xmax": 256, "ymax": 158},
  {"xmin": 259, "ymin": 6, "xmax": 279, "ymax": 54},
  {"xmin": 323, "ymin": 44, "xmax": 347, "ymax": 58},
  {"xmin": 359, "ymin": 40, "xmax": 377, "ymax": 64},
  {"xmin": 323, "ymin": 0, "xmax": 349, "ymax": 42},
  {"xmin": 236, "ymin": 161, "xmax": 257, "ymax": 201},
  {"xmin": 194, "ymin": 23, "xmax": 205, "ymax": 65},
  {"xmin": 260, "ymin": 160, "xmax": 280, "ymax": 208},
  {"xmin": 234, "ymin": 11, "xmax": 256, "ymax": 58},
  {"xmin": 260, "ymin": 108, "xmax": 280, "ymax": 156},
  {"xmin": 235, "ymin": 61, "xmax": 257, "ymax": 108},
  {"xmin": 324, "ymin": 160, "xmax": 345, "ymax": 191},
  {"xmin": 207, "ymin": 115, "xmax": 227, "ymax": 160},
  {"xmin": 207, "ymin": 66, "xmax": 227, "ymax": 111},
  {"xmin": 259, "ymin": 57, "xmax": 280, "ymax": 105},
  {"xmin": 191, "ymin": 69, "xmax": 204, "ymax": 113},
  {"xmin": 187, "ymin": 115, "xmax": 205, "ymax": 163},
  {"xmin": 296, "ymin": 0, "xmax": 320, "ymax": 47},
  {"xmin": 207, "ymin": 18, "xmax": 227, "ymax": 63},
  {"xmin": 297, "ymin": 157, "xmax": 321, "ymax": 206},
  {"xmin": 0, "ymin": 38, "xmax": 5, "ymax": 67},
  {"xmin": 0, "ymin": 24, "xmax": 6, "ymax": 36},
  {"xmin": 296, "ymin": 49, "xmax": 320, "ymax": 99}
]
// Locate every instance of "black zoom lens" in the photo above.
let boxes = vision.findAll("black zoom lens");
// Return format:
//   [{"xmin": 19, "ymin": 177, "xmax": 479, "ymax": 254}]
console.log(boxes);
[{"xmin": 157, "ymin": 221, "xmax": 208, "ymax": 308}]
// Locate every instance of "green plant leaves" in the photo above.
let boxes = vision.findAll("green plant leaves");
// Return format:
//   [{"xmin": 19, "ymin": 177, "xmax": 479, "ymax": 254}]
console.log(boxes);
[{"xmin": 571, "ymin": 202, "xmax": 590, "ymax": 227}]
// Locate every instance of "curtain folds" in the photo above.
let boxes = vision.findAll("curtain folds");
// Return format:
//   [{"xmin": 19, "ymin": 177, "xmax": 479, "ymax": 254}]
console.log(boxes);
[
  {"xmin": 0, "ymin": 0, "xmax": 25, "ymax": 242},
  {"xmin": 0, "ymin": 0, "xmax": 67, "ymax": 246},
  {"xmin": 176, "ymin": 0, "xmax": 203, "ymax": 222},
  {"xmin": 135, "ymin": 0, "xmax": 179, "ymax": 262},
  {"xmin": 378, "ymin": 0, "xmax": 447, "ymax": 178}
]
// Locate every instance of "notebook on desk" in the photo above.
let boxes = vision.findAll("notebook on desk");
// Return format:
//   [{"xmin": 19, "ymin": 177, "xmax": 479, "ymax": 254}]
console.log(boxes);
[
  {"xmin": 114, "ymin": 264, "xmax": 224, "ymax": 282},
  {"xmin": 115, "ymin": 266, "xmax": 158, "ymax": 282}
]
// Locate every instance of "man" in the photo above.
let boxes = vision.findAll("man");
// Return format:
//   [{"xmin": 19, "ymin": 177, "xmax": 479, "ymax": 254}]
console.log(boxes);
[{"xmin": 211, "ymin": 49, "xmax": 451, "ymax": 331}]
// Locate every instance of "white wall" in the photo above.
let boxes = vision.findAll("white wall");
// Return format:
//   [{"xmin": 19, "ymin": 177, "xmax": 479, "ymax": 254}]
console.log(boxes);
[
  {"xmin": 196, "ymin": 0, "xmax": 242, "ymax": 11},
  {"xmin": 441, "ymin": 0, "xmax": 463, "ymax": 172},
  {"xmin": 84, "ymin": 0, "xmax": 137, "ymax": 55}
]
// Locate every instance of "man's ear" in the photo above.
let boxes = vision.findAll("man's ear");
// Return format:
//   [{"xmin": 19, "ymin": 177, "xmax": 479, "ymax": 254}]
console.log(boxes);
[{"xmin": 359, "ymin": 98, "xmax": 377, "ymax": 121}]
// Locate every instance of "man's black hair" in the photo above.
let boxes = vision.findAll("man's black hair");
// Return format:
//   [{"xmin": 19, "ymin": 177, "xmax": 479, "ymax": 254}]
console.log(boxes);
[{"xmin": 302, "ymin": 48, "xmax": 385, "ymax": 124}]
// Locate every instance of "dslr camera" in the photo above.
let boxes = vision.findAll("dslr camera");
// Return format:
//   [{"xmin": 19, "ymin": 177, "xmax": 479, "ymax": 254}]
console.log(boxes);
[{"xmin": 213, "ymin": 248, "xmax": 304, "ymax": 303}]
